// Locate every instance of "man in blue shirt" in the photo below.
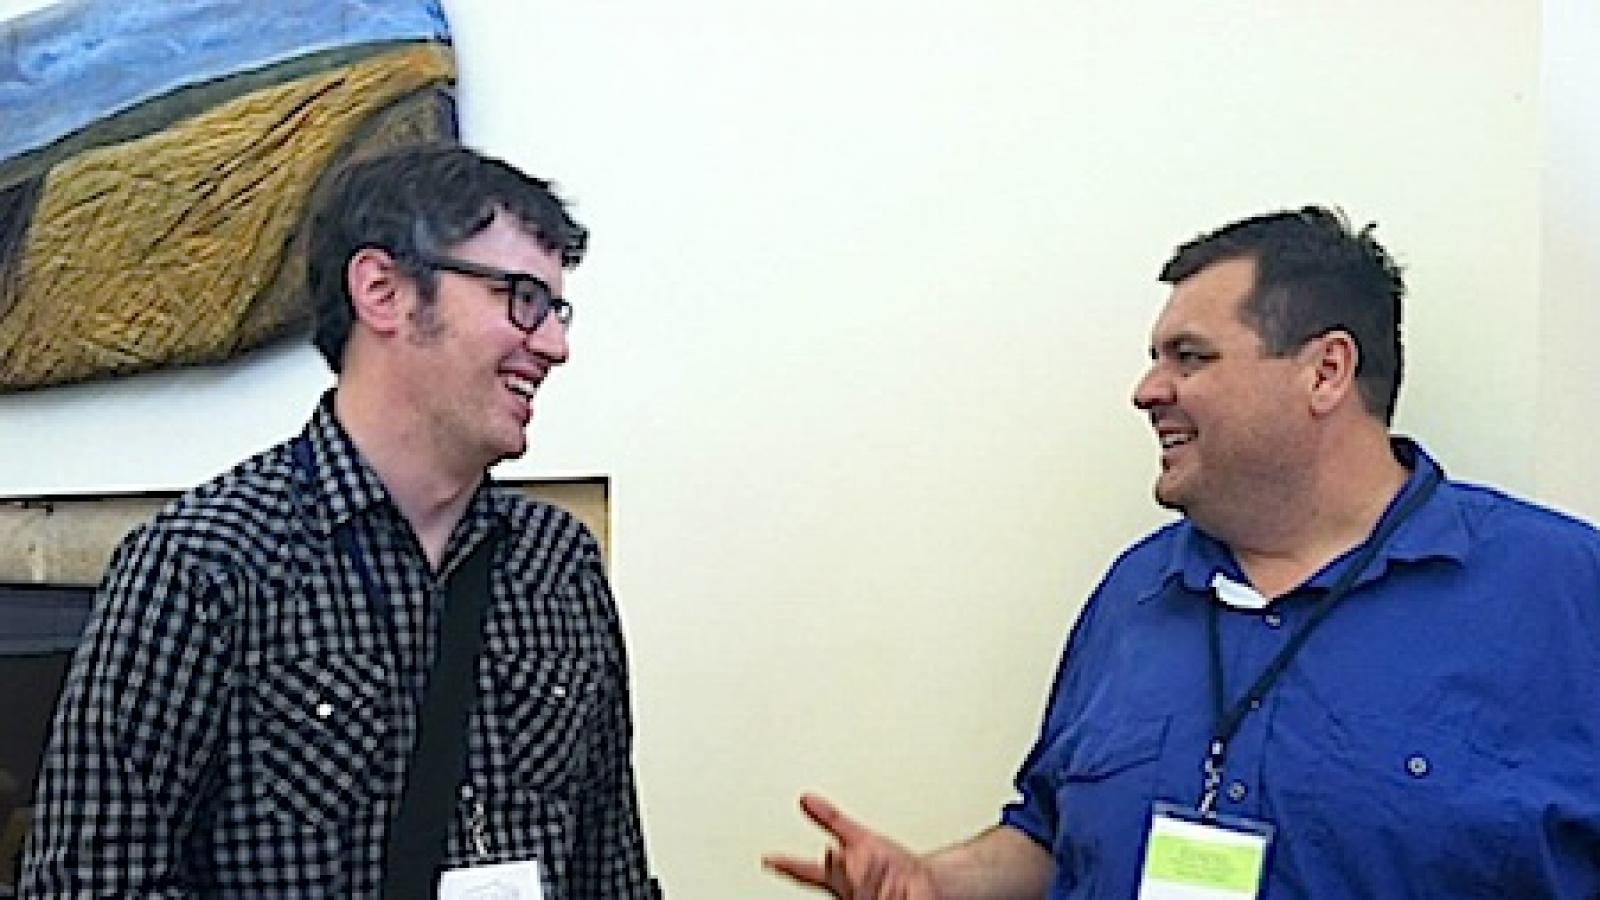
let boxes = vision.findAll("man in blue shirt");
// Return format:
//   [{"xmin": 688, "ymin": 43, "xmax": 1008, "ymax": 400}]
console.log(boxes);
[{"xmin": 766, "ymin": 207, "xmax": 1600, "ymax": 898}]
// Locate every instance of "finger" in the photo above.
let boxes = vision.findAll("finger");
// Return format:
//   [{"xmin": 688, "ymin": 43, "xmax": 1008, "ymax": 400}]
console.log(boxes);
[
  {"xmin": 762, "ymin": 854, "xmax": 829, "ymax": 889},
  {"xmin": 826, "ymin": 846, "xmax": 853, "ymax": 898},
  {"xmin": 800, "ymin": 792, "xmax": 868, "ymax": 844},
  {"xmin": 856, "ymin": 853, "xmax": 886, "ymax": 900}
]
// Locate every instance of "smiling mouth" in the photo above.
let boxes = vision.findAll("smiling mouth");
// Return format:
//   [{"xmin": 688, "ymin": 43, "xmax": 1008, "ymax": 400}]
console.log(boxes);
[
  {"xmin": 1159, "ymin": 432, "xmax": 1195, "ymax": 450},
  {"xmin": 504, "ymin": 373, "xmax": 540, "ymax": 399}
]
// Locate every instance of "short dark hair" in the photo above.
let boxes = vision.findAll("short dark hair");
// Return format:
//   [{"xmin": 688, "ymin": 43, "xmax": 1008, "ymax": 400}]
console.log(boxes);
[
  {"xmin": 307, "ymin": 144, "xmax": 588, "ymax": 371},
  {"xmin": 1159, "ymin": 206, "xmax": 1405, "ymax": 424}
]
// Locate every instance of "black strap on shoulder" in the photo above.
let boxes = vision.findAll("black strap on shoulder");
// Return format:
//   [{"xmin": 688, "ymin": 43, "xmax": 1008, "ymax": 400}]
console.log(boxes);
[{"xmin": 381, "ymin": 535, "xmax": 496, "ymax": 898}]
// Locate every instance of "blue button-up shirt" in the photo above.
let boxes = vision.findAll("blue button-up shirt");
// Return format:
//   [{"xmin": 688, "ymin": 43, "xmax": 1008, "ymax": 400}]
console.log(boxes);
[{"xmin": 1002, "ymin": 442, "xmax": 1600, "ymax": 898}]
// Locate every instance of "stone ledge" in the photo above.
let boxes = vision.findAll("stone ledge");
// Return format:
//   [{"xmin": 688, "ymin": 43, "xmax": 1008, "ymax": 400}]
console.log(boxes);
[{"xmin": 0, "ymin": 479, "xmax": 608, "ymax": 587}]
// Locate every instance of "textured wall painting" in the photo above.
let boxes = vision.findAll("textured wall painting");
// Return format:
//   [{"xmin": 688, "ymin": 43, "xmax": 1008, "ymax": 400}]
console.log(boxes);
[{"xmin": 0, "ymin": 0, "xmax": 457, "ymax": 393}]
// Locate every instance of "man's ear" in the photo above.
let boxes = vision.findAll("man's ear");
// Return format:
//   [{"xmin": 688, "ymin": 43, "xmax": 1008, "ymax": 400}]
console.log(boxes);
[
  {"xmin": 1307, "ymin": 330, "xmax": 1359, "ymax": 416},
  {"xmin": 346, "ymin": 247, "xmax": 408, "ymax": 335}
]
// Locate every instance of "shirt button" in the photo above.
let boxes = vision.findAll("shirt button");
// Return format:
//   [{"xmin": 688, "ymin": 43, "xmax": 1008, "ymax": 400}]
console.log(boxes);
[
  {"xmin": 1248, "ymin": 697, "xmax": 1263, "ymax": 710},
  {"xmin": 1227, "ymin": 781, "xmax": 1247, "ymax": 802},
  {"xmin": 314, "ymin": 701, "xmax": 334, "ymax": 719},
  {"xmin": 1406, "ymin": 755, "xmax": 1430, "ymax": 778},
  {"xmin": 1264, "ymin": 613, "xmax": 1283, "ymax": 628}
]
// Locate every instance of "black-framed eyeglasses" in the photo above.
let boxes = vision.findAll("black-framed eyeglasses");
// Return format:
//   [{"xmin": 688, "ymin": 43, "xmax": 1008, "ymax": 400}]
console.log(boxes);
[{"xmin": 414, "ymin": 254, "xmax": 573, "ymax": 332}]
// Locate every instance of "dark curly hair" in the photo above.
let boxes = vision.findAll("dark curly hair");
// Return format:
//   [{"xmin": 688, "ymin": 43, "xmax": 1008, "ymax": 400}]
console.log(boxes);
[
  {"xmin": 1160, "ymin": 206, "xmax": 1406, "ymax": 424},
  {"xmin": 307, "ymin": 144, "xmax": 588, "ymax": 371}
]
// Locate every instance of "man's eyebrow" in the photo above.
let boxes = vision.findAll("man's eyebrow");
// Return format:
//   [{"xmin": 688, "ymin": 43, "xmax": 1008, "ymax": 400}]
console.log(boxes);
[{"xmin": 1150, "ymin": 331, "xmax": 1213, "ymax": 356}]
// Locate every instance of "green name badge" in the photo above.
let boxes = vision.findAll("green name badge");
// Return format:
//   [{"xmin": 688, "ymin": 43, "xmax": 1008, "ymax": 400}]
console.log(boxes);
[{"xmin": 1138, "ymin": 802, "xmax": 1273, "ymax": 899}]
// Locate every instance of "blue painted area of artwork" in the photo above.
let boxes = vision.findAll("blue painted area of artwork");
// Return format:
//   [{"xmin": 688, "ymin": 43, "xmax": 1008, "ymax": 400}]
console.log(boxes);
[{"xmin": 0, "ymin": 0, "xmax": 452, "ymax": 161}]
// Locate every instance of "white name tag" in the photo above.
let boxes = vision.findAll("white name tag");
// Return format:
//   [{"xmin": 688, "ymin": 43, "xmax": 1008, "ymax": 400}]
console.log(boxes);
[
  {"xmin": 1137, "ymin": 802, "xmax": 1273, "ymax": 899},
  {"xmin": 437, "ymin": 859, "xmax": 545, "ymax": 900}
]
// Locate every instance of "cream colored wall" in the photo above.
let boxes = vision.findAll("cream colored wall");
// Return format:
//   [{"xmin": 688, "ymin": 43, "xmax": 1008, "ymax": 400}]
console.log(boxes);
[
  {"xmin": 445, "ymin": 2, "xmax": 1546, "ymax": 896},
  {"xmin": 0, "ymin": 1, "xmax": 1565, "ymax": 897},
  {"xmin": 1537, "ymin": 0, "xmax": 1600, "ymax": 521}
]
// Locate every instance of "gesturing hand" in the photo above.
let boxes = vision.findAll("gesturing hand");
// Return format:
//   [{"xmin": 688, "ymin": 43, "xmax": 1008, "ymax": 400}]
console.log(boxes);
[{"xmin": 764, "ymin": 793, "xmax": 940, "ymax": 900}]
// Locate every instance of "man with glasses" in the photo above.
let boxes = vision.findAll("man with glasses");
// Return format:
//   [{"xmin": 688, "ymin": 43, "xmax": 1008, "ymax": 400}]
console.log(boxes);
[
  {"xmin": 23, "ymin": 145, "xmax": 661, "ymax": 898},
  {"xmin": 767, "ymin": 206, "xmax": 1600, "ymax": 898}
]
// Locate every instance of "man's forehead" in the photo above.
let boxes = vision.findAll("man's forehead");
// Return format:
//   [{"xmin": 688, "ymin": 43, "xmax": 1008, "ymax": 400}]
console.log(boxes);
[{"xmin": 1149, "ymin": 256, "xmax": 1258, "ymax": 343}]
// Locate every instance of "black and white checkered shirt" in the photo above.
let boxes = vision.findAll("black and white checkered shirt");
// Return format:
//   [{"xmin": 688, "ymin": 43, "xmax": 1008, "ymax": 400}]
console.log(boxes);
[{"xmin": 22, "ymin": 397, "xmax": 660, "ymax": 898}]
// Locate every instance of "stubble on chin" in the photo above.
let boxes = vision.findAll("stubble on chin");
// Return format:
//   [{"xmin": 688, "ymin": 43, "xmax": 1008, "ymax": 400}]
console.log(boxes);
[
  {"xmin": 493, "ymin": 418, "xmax": 532, "ymax": 466},
  {"xmin": 1152, "ymin": 471, "xmax": 1187, "ymax": 513},
  {"xmin": 496, "ymin": 439, "xmax": 529, "ymax": 465}
]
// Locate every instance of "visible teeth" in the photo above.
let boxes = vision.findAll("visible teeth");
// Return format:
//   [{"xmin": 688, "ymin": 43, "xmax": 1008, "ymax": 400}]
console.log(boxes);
[
  {"xmin": 505, "ymin": 375, "xmax": 537, "ymax": 399},
  {"xmin": 1160, "ymin": 433, "xmax": 1193, "ymax": 449}
]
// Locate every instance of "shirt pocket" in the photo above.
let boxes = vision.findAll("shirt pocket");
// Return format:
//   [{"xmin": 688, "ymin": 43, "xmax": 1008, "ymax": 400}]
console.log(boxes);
[
  {"xmin": 251, "ymin": 652, "xmax": 391, "ymax": 828},
  {"xmin": 1268, "ymin": 714, "xmax": 1517, "ymax": 896},
  {"xmin": 490, "ymin": 653, "xmax": 603, "ymax": 794},
  {"xmin": 1043, "ymin": 715, "xmax": 1170, "ymax": 888}
]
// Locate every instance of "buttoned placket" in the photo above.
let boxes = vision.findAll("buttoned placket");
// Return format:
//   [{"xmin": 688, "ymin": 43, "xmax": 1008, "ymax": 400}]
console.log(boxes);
[{"xmin": 1204, "ymin": 603, "xmax": 1293, "ymax": 816}]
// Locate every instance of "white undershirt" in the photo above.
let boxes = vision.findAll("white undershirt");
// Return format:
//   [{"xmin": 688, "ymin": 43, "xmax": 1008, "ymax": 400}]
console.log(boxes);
[{"xmin": 1210, "ymin": 572, "xmax": 1272, "ymax": 611}]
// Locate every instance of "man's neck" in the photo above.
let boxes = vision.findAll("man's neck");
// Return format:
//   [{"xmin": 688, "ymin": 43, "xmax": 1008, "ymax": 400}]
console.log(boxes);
[
  {"xmin": 333, "ymin": 383, "xmax": 481, "ymax": 571},
  {"xmin": 1228, "ymin": 435, "xmax": 1409, "ymax": 599}
]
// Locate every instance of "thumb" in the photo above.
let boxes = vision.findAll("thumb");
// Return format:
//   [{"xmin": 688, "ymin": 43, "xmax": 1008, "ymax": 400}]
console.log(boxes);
[{"xmin": 762, "ymin": 853, "xmax": 829, "ymax": 888}]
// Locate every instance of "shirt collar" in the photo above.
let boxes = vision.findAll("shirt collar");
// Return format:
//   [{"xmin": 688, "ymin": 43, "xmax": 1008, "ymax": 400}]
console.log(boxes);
[
  {"xmin": 295, "ymin": 391, "xmax": 508, "ymax": 547},
  {"xmin": 297, "ymin": 391, "xmax": 392, "ymax": 537},
  {"xmin": 1142, "ymin": 437, "xmax": 1471, "ymax": 603}
]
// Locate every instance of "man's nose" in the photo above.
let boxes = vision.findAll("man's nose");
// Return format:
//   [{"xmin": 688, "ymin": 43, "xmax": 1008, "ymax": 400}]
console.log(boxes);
[
  {"xmin": 1131, "ymin": 365, "xmax": 1171, "ymax": 411},
  {"xmin": 526, "ymin": 317, "xmax": 570, "ymax": 365}
]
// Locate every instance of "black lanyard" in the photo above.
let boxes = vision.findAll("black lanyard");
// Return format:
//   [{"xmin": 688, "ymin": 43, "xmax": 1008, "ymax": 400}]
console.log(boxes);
[
  {"xmin": 1198, "ymin": 467, "xmax": 1442, "ymax": 814},
  {"xmin": 292, "ymin": 436, "xmax": 394, "ymax": 626}
]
